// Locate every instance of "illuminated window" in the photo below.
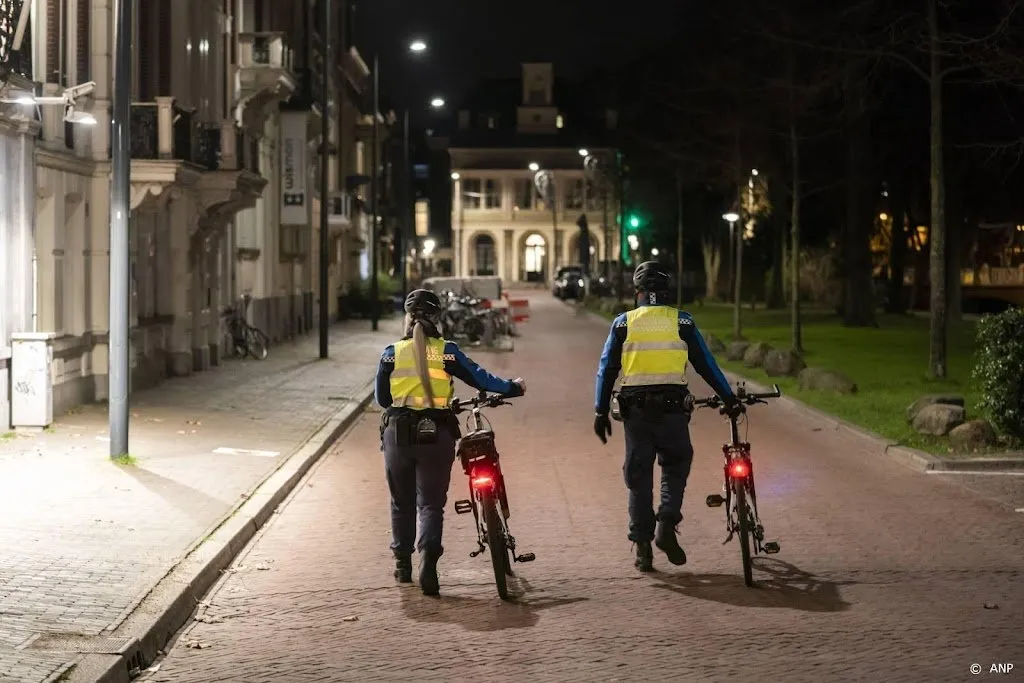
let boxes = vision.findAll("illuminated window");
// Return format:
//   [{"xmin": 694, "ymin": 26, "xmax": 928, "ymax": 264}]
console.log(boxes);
[{"xmin": 556, "ymin": 114, "xmax": 564, "ymax": 128}]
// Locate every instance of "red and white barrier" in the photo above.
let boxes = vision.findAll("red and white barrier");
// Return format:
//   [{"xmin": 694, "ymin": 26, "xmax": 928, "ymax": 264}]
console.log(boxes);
[{"xmin": 503, "ymin": 293, "xmax": 530, "ymax": 322}]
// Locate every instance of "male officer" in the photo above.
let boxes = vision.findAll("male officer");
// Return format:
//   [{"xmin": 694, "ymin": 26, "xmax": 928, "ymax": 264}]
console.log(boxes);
[{"xmin": 593, "ymin": 261, "xmax": 741, "ymax": 572}]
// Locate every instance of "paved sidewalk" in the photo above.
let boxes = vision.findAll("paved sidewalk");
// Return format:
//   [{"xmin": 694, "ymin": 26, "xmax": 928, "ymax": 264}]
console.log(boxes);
[{"xmin": 0, "ymin": 316, "xmax": 400, "ymax": 683}]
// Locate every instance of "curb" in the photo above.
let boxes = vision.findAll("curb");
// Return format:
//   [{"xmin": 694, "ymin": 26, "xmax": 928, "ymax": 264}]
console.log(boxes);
[
  {"xmin": 65, "ymin": 381, "xmax": 376, "ymax": 683},
  {"xmin": 570, "ymin": 303, "xmax": 1024, "ymax": 474}
]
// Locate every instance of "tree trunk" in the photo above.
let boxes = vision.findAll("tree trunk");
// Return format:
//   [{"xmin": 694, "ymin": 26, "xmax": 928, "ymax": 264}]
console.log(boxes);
[
  {"xmin": 927, "ymin": 0, "xmax": 948, "ymax": 378},
  {"xmin": 701, "ymin": 238, "xmax": 722, "ymax": 301},
  {"xmin": 790, "ymin": 121, "xmax": 803, "ymax": 352},
  {"xmin": 842, "ymin": 78, "xmax": 876, "ymax": 327}
]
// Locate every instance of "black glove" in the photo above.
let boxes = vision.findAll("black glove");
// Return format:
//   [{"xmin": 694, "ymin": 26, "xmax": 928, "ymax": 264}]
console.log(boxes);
[
  {"xmin": 594, "ymin": 413, "xmax": 612, "ymax": 444},
  {"xmin": 724, "ymin": 398, "xmax": 746, "ymax": 419}
]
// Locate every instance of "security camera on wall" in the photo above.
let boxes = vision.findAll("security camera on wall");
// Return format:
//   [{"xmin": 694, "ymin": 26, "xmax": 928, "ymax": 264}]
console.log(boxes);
[{"xmin": 63, "ymin": 81, "xmax": 96, "ymax": 101}]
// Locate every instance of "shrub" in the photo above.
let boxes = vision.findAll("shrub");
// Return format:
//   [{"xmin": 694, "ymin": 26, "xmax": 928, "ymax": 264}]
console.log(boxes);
[{"xmin": 973, "ymin": 307, "xmax": 1024, "ymax": 439}]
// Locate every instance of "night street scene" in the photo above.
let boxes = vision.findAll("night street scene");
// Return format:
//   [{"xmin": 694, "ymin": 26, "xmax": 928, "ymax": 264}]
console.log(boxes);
[{"xmin": 1, "ymin": 0, "xmax": 1023, "ymax": 681}]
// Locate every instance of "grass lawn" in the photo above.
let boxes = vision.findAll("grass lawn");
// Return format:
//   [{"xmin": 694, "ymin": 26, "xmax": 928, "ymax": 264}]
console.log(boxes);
[{"xmin": 587, "ymin": 300, "xmax": 989, "ymax": 455}]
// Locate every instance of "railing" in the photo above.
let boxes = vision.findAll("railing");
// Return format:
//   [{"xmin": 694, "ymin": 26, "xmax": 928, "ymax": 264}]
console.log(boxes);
[
  {"xmin": 284, "ymin": 67, "xmax": 324, "ymax": 112},
  {"xmin": 128, "ymin": 98, "xmax": 228, "ymax": 172},
  {"xmin": 238, "ymin": 32, "xmax": 294, "ymax": 72}
]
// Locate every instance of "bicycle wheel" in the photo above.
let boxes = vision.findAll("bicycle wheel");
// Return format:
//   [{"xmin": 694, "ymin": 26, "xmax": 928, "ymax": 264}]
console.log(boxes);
[
  {"xmin": 481, "ymin": 489, "xmax": 509, "ymax": 599},
  {"xmin": 246, "ymin": 327, "xmax": 269, "ymax": 360},
  {"xmin": 735, "ymin": 482, "xmax": 754, "ymax": 586}
]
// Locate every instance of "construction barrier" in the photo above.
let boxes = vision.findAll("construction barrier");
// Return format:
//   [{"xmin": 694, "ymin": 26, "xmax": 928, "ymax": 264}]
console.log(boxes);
[{"xmin": 503, "ymin": 293, "xmax": 530, "ymax": 322}]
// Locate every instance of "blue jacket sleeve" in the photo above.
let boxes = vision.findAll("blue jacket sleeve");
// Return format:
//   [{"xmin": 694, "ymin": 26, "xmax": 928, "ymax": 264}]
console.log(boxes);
[
  {"xmin": 374, "ymin": 345, "xmax": 395, "ymax": 408},
  {"xmin": 444, "ymin": 342, "xmax": 522, "ymax": 396},
  {"xmin": 679, "ymin": 312, "xmax": 735, "ymax": 400},
  {"xmin": 595, "ymin": 313, "xmax": 626, "ymax": 414}
]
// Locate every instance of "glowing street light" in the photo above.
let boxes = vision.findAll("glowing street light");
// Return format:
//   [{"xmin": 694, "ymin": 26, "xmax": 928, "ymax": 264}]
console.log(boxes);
[
  {"xmin": 651, "ymin": 248, "xmax": 660, "ymax": 256},
  {"xmin": 430, "ymin": 97, "xmax": 445, "ymax": 108},
  {"xmin": 450, "ymin": 172, "xmax": 460, "ymax": 180},
  {"xmin": 409, "ymin": 39, "xmax": 427, "ymax": 52},
  {"xmin": 578, "ymin": 148, "xmax": 589, "ymax": 157},
  {"xmin": 528, "ymin": 162, "xmax": 539, "ymax": 172},
  {"xmin": 722, "ymin": 212, "xmax": 739, "ymax": 223},
  {"xmin": 627, "ymin": 234, "xmax": 640, "ymax": 251}
]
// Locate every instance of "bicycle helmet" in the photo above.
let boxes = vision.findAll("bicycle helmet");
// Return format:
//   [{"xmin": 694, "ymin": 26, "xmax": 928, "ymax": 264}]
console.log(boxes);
[
  {"xmin": 633, "ymin": 261, "xmax": 671, "ymax": 293},
  {"xmin": 404, "ymin": 288, "xmax": 443, "ymax": 321}
]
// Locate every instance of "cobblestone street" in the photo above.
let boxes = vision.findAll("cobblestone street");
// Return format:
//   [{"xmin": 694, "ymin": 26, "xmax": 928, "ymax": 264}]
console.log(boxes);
[
  {"xmin": 142, "ymin": 295, "xmax": 1024, "ymax": 683},
  {"xmin": 0, "ymin": 317, "xmax": 399, "ymax": 683}
]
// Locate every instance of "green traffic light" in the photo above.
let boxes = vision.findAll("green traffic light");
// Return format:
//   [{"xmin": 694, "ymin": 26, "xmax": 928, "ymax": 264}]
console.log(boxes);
[{"xmin": 629, "ymin": 216, "xmax": 640, "ymax": 229}]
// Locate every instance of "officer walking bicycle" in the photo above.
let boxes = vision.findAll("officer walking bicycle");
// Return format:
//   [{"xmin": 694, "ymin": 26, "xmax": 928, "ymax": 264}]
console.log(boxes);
[
  {"xmin": 593, "ymin": 262, "xmax": 742, "ymax": 572},
  {"xmin": 375, "ymin": 289, "xmax": 525, "ymax": 595}
]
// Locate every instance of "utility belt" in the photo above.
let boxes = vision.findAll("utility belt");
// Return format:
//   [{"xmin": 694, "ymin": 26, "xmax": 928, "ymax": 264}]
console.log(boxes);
[
  {"xmin": 381, "ymin": 408, "xmax": 460, "ymax": 448},
  {"xmin": 615, "ymin": 386, "xmax": 693, "ymax": 422}
]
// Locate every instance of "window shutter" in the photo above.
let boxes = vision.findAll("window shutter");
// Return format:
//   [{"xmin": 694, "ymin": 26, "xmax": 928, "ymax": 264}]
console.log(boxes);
[
  {"xmin": 45, "ymin": 0, "xmax": 60, "ymax": 83},
  {"xmin": 76, "ymin": 0, "xmax": 90, "ymax": 83}
]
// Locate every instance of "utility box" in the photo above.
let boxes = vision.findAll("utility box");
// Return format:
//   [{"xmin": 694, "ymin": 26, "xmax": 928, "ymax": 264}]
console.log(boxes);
[{"xmin": 10, "ymin": 332, "xmax": 56, "ymax": 428}]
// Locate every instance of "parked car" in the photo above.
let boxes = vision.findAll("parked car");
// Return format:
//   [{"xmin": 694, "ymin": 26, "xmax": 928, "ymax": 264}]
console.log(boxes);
[{"xmin": 553, "ymin": 266, "xmax": 586, "ymax": 300}]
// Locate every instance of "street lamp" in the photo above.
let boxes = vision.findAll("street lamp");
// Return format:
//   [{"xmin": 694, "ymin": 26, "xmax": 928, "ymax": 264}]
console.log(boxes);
[
  {"xmin": 409, "ymin": 39, "xmax": 427, "ymax": 52},
  {"xmin": 651, "ymin": 248, "xmax": 659, "ymax": 257},
  {"xmin": 528, "ymin": 162, "xmax": 539, "ymax": 172},
  {"xmin": 423, "ymin": 238, "xmax": 436, "ymax": 256},
  {"xmin": 723, "ymin": 212, "xmax": 742, "ymax": 339},
  {"xmin": 450, "ymin": 172, "xmax": 460, "ymax": 180},
  {"xmin": 3, "ymin": 81, "xmax": 99, "ymax": 125},
  {"xmin": 628, "ymin": 234, "xmax": 640, "ymax": 251},
  {"xmin": 578, "ymin": 148, "xmax": 589, "ymax": 157},
  {"xmin": 430, "ymin": 97, "xmax": 445, "ymax": 108}
]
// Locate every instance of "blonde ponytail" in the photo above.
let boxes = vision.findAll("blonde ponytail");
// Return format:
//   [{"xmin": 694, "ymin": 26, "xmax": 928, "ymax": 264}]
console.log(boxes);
[{"xmin": 412, "ymin": 320, "xmax": 435, "ymax": 407}]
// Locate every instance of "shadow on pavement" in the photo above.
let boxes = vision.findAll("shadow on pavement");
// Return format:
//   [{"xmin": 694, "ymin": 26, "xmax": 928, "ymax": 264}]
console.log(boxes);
[
  {"xmin": 119, "ymin": 465, "xmax": 231, "ymax": 523},
  {"xmin": 397, "ymin": 575, "xmax": 588, "ymax": 632},
  {"xmin": 651, "ymin": 558, "xmax": 854, "ymax": 612}
]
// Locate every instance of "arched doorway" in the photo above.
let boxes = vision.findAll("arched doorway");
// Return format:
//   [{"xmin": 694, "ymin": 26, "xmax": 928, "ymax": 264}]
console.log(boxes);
[
  {"xmin": 522, "ymin": 233, "xmax": 547, "ymax": 282},
  {"xmin": 568, "ymin": 231, "xmax": 601, "ymax": 274},
  {"xmin": 472, "ymin": 233, "xmax": 496, "ymax": 276}
]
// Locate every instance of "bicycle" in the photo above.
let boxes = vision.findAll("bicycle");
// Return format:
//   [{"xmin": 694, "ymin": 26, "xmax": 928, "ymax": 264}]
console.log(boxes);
[
  {"xmin": 693, "ymin": 383, "xmax": 782, "ymax": 587},
  {"xmin": 222, "ymin": 306, "xmax": 270, "ymax": 361},
  {"xmin": 451, "ymin": 391, "xmax": 535, "ymax": 600}
]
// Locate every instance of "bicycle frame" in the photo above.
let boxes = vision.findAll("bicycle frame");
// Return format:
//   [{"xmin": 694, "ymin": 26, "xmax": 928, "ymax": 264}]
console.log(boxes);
[{"xmin": 717, "ymin": 418, "xmax": 768, "ymax": 552}]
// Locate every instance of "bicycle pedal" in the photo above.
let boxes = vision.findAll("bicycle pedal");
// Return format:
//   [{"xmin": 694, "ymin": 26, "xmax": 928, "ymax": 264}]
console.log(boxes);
[
  {"xmin": 706, "ymin": 494, "xmax": 725, "ymax": 508},
  {"xmin": 454, "ymin": 500, "xmax": 473, "ymax": 514},
  {"xmin": 763, "ymin": 541, "xmax": 781, "ymax": 554},
  {"xmin": 515, "ymin": 553, "xmax": 535, "ymax": 563}
]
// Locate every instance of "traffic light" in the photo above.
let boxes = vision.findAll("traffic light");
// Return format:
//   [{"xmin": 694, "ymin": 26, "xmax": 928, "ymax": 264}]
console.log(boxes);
[{"xmin": 627, "ymin": 214, "xmax": 641, "ymax": 231}]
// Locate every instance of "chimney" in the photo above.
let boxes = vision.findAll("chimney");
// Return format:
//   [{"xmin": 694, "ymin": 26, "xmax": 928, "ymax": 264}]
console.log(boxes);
[{"xmin": 458, "ymin": 110, "xmax": 470, "ymax": 129}]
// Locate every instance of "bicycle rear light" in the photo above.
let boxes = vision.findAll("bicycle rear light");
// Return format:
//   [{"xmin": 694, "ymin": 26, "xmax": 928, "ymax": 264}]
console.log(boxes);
[
  {"xmin": 471, "ymin": 475, "xmax": 493, "ymax": 489},
  {"xmin": 728, "ymin": 460, "xmax": 750, "ymax": 478}
]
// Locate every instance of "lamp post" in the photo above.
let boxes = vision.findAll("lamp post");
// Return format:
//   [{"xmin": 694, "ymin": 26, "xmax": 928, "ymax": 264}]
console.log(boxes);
[
  {"xmin": 532, "ymin": 167, "xmax": 557, "ymax": 282},
  {"xmin": 723, "ymin": 211, "xmax": 741, "ymax": 339},
  {"xmin": 399, "ymin": 96, "xmax": 445, "ymax": 295},
  {"xmin": 369, "ymin": 55, "xmax": 380, "ymax": 331},
  {"xmin": 317, "ymin": 0, "xmax": 330, "ymax": 358},
  {"xmin": 676, "ymin": 168, "xmax": 684, "ymax": 306}
]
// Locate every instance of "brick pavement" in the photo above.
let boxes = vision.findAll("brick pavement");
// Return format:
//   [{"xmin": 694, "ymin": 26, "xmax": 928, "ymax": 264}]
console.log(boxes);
[
  {"xmin": 143, "ymin": 296, "xmax": 1023, "ymax": 683},
  {"xmin": 0, "ymin": 316, "xmax": 400, "ymax": 683}
]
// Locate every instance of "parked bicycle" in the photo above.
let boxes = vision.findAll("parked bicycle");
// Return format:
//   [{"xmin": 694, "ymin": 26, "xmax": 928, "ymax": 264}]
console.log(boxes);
[
  {"xmin": 694, "ymin": 383, "xmax": 782, "ymax": 587},
  {"xmin": 222, "ymin": 306, "xmax": 270, "ymax": 361},
  {"xmin": 451, "ymin": 391, "xmax": 535, "ymax": 600}
]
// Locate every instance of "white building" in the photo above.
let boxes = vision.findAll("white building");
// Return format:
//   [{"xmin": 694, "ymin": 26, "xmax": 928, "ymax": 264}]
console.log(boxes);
[
  {"xmin": 0, "ymin": 0, "xmax": 375, "ymax": 427},
  {"xmin": 448, "ymin": 63, "xmax": 621, "ymax": 284}
]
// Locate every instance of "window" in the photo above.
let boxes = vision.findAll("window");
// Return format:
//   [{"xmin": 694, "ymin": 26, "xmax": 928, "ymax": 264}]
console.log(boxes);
[
  {"xmin": 514, "ymin": 179, "xmax": 534, "ymax": 210},
  {"xmin": 462, "ymin": 178, "xmax": 481, "ymax": 209},
  {"xmin": 565, "ymin": 179, "xmax": 584, "ymax": 211},
  {"xmin": 556, "ymin": 114, "xmax": 564, "ymax": 129},
  {"xmin": 483, "ymin": 179, "xmax": 502, "ymax": 209},
  {"xmin": 585, "ymin": 178, "xmax": 604, "ymax": 211},
  {"xmin": 523, "ymin": 233, "xmax": 546, "ymax": 280},
  {"xmin": 474, "ymin": 235, "xmax": 496, "ymax": 276}
]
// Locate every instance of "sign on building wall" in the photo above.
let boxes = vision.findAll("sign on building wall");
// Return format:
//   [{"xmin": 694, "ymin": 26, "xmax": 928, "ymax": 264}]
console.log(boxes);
[{"xmin": 280, "ymin": 112, "xmax": 307, "ymax": 225}]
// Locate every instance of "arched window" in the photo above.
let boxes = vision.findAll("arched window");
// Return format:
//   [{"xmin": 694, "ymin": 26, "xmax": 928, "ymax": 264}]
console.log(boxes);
[{"xmin": 523, "ymin": 234, "xmax": 546, "ymax": 282}]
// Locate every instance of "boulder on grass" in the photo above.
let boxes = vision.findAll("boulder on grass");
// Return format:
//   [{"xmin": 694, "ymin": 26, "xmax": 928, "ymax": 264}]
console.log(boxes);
[
  {"xmin": 912, "ymin": 404, "xmax": 966, "ymax": 436},
  {"xmin": 906, "ymin": 394, "xmax": 965, "ymax": 423},
  {"xmin": 743, "ymin": 342, "xmax": 773, "ymax": 368},
  {"xmin": 797, "ymin": 368, "xmax": 858, "ymax": 394},
  {"xmin": 948, "ymin": 419, "xmax": 996, "ymax": 452},
  {"xmin": 704, "ymin": 334, "xmax": 726, "ymax": 353},
  {"xmin": 726, "ymin": 341, "xmax": 751, "ymax": 361},
  {"xmin": 763, "ymin": 349, "xmax": 807, "ymax": 377}
]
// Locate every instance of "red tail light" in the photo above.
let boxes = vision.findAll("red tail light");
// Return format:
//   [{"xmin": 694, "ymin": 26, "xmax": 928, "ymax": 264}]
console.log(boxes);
[
  {"xmin": 471, "ymin": 475, "xmax": 493, "ymax": 489},
  {"xmin": 728, "ymin": 460, "xmax": 750, "ymax": 478}
]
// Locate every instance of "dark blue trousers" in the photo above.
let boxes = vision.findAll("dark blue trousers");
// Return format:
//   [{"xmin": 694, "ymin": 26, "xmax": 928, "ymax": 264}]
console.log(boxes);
[
  {"xmin": 383, "ymin": 422, "xmax": 456, "ymax": 555},
  {"xmin": 622, "ymin": 412, "xmax": 695, "ymax": 543}
]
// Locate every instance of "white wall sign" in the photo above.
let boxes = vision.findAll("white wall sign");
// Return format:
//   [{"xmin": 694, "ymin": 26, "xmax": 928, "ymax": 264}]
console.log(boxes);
[{"xmin": 280, "ymin": 111, "xmax": 307, "ymax": 225}]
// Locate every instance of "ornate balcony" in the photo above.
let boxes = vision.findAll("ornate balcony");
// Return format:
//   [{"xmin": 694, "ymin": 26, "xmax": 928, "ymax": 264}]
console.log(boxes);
[{"xmin": 235, "ymin": 32, "xmax": 298, "ymax": 129}]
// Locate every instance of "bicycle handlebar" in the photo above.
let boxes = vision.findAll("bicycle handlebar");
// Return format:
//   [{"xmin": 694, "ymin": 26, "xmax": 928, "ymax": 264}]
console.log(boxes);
[
  {"xmin": 451, "ymin": 392, "xmax": 515, "ymax": 414},
  {"xmin": 693, "ymin": 383, "xmax": 782, "ymax": 409}
]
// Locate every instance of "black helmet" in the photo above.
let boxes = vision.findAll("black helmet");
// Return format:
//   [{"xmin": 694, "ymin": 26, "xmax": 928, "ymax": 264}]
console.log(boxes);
[
  {"xmin": 404, "ymin": 289, "xmax": 443, "ymax": 320},
  {"xmin": 633, "ymin": 261, "xmax": 671, "ymax": 292}
]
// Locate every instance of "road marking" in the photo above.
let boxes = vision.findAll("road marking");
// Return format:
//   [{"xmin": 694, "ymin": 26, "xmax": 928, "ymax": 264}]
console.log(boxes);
[
  {"xmin": 926, "ymin": 470, "xmax": 1024, "ymax": 476},
  {"xmin": 213, "ymin": 447, "xmax": 280, "ymax": 457}
]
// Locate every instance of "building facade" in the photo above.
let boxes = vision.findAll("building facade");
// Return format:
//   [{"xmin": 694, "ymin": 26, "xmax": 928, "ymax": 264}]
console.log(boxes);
[
  {"xmin": 447, "ymin": 63, "xmax": 620, "ymax": 284},
  {"xmin": 0, "ymin": 0, "xmax": 378, "ymax": 428}
]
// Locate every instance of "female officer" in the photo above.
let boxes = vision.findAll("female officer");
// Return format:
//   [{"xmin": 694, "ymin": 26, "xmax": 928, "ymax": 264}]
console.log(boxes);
[{"xmin": 375, "ymin": 289, "xmax": 525, "ymax": 596}]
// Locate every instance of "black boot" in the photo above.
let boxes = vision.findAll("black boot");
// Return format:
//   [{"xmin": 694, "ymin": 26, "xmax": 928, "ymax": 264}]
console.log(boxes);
[
  {"xmin": 419, "ymin": 547, "xmax": 443, "ymax": 596},
  {"xmin": 634, "ymin": 541, "xmax": 654, "ymax": 572},
  {"xmin": 394, "ymin": 551, "xmax": 413, "ymax": 583},
  {"xmin": 655, "ymin": 518, "xmax": 687, "ymax": 566}
]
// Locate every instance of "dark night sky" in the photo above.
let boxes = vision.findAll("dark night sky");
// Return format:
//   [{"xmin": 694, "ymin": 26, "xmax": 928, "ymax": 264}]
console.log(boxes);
[{"xmin": 356, "ymin": 0, "xmax": 681, "ymax": 126}]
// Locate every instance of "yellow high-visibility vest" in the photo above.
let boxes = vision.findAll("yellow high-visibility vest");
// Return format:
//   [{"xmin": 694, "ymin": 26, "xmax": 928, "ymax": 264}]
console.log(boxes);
[
  {"xmin": 619, "ymin": 306, "xmax": 688, "ymax": 387},
  {"xmin": 389, "ymin": 337, "xmax": 454, "ymax": 409}
]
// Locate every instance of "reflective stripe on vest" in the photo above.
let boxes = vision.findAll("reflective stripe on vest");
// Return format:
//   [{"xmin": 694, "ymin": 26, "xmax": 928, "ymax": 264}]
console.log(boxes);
[
  {"xmin": 619, "ymin": 306, "xmax": 688, "ymax": 387},
  {"xmin": 389, "ymin": 337, "xmax": 454, "ymax": 409}
]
